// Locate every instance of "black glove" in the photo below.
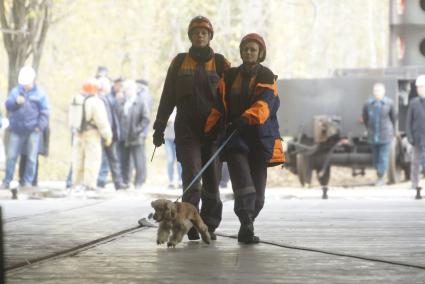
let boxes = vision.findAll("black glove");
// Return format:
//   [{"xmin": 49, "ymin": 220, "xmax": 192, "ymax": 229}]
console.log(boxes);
[
  {"xmin": 153, "ymin": 130, "xmax": 165, "ymax": 147},
  {"xmin": 227, "ymin": 117, "xmax": 247, "ymax": 133}
]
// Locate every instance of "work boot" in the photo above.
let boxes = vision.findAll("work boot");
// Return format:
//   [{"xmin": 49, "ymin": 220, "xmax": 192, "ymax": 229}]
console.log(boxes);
[
  {"xmin": 0, "ymin": 182, "xmax": 10, "ymax": 190},
  {"xmin": 375, "ymin": 176, "xmax": 385, "ymax": 186},
  {"xmin": 187, "ymin": 227, "xmax": 200, "ymax": 240},
  {"xmin": 115, "ymin": 182, "xmax": 129, "ymax": 190},
  {"xmin": 208, "ymin": 228, "xmax": 217, "ymax": 241},
  {"xmin": 238, "ymin": 223, "xmax": 260, "ymax": 244},
  {"xmin": 97, "ymin": 181, "xmax": 106, "ymax": 188},
  {"xmin": 416, "ymin": 187, "xmax": 422, "ymax": 200}
]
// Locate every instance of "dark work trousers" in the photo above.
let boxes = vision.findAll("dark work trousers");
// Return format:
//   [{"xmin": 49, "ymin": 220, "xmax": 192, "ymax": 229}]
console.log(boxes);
[
  {"xmin": 19, "ymin": 155, "xmax": 39, "ymax": 186},
  {"xmin": 227, "ymin": 151, "xmax": 267, "ymax": 225},
  {"xmin": 102, "ymin": 142, "xmax": 125, "ymax": 188},
  {"xmin": 176, "ymin": 139, "xmax": 223, "ymax": 231},
  {"xmin": 120, "ymin": 141, "xmax": 145, "ymax": 188}
]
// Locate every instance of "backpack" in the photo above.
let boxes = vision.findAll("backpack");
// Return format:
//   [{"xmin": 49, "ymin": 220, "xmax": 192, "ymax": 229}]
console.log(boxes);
[{"xmin": 68, "ymin": 94, "xmax": 93, "ymax": 132}]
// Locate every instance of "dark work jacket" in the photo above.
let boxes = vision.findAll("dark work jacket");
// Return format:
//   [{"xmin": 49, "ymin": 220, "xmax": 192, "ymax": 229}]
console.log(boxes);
[
  {"xmin": 100, "ymin": 94, "xmax": 121, "ymax": 142},
  {"xmin": 216, "ymin": 64, "xmax": 285, "ymax": 166},
  {"xmin": 116, "ymin": 94, "xmax": 150, "ymax": 147},
  {"xmin": 362, "ymin": 96, "xmax": 396, "ymax": 144},
  {"xmin": 406, "ymin": 96, "xmax": 425, "ymax": 147},
  {"xmin": 153, "ymin": 48, "xmax": 230, "ymax": 144}
]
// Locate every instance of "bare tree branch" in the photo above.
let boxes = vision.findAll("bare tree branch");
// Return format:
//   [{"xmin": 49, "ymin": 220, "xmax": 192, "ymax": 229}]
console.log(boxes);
[
  {"xmin": 0, "ymin": 0, "xmax": 12, "ymax": 53},
  {"xmin": 50, "ymin": 0, "xmax": 77, "ymax": 25},
  {"xmin": 1, "ymin": 0, "xmax": 58, "ymax": 91},
  {"xmin": 0, "ymin": 27, "xmax": 28, "ymax": 34}
]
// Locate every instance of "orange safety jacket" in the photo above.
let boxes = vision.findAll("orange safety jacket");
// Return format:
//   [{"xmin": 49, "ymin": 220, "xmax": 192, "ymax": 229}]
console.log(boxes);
[
  {"xmin": 154, "ymin": 50, "xmax": 230, "ymax": 143},
  {"xmin": 205, "ymin": 64, "xmax": 285, "ymax": 166}
]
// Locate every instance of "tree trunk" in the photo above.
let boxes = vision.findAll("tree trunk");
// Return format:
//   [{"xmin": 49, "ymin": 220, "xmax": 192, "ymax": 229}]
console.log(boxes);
[{"xmin": 0, "ymin": 0, "xmax": 52, "ymax": 92}]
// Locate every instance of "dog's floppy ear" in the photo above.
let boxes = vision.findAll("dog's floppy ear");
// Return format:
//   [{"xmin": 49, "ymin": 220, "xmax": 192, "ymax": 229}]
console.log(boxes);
[
  {"xmin": 166, "ymin": 201, "xmax": 177, "ymax": 219},
  {"xmin": 151, "ymin": 200, "xmax": 160, "ymax": 209}
]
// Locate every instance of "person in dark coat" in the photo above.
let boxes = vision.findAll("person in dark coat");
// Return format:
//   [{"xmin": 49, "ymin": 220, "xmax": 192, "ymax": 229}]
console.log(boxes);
[
  {"xmin": 406, "ymin": 75, "xmax": 425, "ymax": 190},
  {"xmin": 362, "ymin": 83, "xmax": 396, "ymax": 186},
  {"xmin": 136, "ymin": 79, "xmax": 152, "ymax": 185},
  {"xmin": 152, "ymin": 16, "xmax": 230, "ymax": 240},
  {"xmin": 208, "ymin": 33, "xmax": 285, "ymax": 244},
  {"xmin": 96, "ymin": 77, "xmax": 128, "ymax": 190},
  {"xmin": 116, "ymin": 80, "xmax": 150, "ymax": 189}
]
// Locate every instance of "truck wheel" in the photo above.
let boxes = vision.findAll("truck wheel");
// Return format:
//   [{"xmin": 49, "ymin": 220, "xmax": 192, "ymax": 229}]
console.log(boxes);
[
  {"xmin": 387, "ymin": 139, "xmax": 402, "ymax": 184},
  {"xmin": 296, "ymin": 154, "xmax": 312, "ymax": 186},
  {"xmin": 317, "ymin": 166, "xmax": 331, "ymax": 186}
]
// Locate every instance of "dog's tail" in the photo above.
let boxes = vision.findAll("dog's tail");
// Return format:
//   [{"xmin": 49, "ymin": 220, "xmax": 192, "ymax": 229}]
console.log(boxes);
[{"xmin": 192, "ymin": 215, "xmax": 211, "ymax": 244}]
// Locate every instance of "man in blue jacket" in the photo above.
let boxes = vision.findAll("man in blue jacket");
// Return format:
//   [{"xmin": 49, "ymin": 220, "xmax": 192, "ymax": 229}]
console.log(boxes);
[
  {"xmin": 362, "ymin": 83, "xmax": 396, "ymax": 186},
  {"xmin": 1, "ymin": 66, "xmax": 49, "ymax": 189}
]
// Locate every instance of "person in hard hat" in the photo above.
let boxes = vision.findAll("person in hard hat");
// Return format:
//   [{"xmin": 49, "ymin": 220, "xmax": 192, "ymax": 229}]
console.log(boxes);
[
  {"xmin": 362, "ymin": 83, "xmax": 396, "ymax": 186},
  {"xmin": 1, "ymin": 66, "xmax": 49, "ymax": 190},
  {"xmin": 406, "ymin": 75, "xmax": 425, "ymax": 191},
  {"xmin": 210, "ymin": 33, "xmax": 285, "ymax": 244},
  {"xmin": 152, "ymin": 16, "xmax": 230, "ymax": 241},
  {"xmin": 69, "ymin": 78, "xmax": 112, "ymax": 191}
]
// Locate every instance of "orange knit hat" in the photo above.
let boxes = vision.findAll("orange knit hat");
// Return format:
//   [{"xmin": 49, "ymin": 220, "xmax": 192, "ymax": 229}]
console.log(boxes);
[{"xmin": 82, "ymin": 78, "xmax": 99, "ymax": 95}]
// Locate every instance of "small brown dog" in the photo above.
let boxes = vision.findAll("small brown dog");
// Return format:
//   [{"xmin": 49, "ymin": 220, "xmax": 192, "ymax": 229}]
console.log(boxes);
[{"xmin": 151, "ymin": 199, "xmax": 211, "ymax": 247}]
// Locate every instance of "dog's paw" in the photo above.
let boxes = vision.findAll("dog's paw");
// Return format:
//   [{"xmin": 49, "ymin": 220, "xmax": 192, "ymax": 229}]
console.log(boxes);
[
  {"xmin": 157, "ymin": 239, "xmax": 165, "ymax": 245},
  {"xmin": 201, "ymin": 231, "xmax": 211, "ymax": 244},
  {"xmin": 167, "ymin": 241, "xmax": 176, "ymax": 248}
]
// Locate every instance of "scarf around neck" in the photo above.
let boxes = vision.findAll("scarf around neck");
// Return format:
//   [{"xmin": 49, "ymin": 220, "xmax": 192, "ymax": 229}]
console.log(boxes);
[{"xmin": 189, "ymin": 46, "xmax": 213, "ymax": 63}]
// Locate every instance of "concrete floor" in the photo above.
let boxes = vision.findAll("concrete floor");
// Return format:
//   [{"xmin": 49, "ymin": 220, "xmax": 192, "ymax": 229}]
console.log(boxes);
[{"xmin": 1, "ymin": 186, "xmax": 425, "ymax": 283}]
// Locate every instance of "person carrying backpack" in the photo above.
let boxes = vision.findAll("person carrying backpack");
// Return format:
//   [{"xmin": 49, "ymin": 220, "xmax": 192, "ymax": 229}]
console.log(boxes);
[
  {"xmin": 69, "ymin": 78, "xmax": 112, "ymax": 191},
  {"xmin": 152, "ymin": 16, "xmax": 230, "ymax": 240}
]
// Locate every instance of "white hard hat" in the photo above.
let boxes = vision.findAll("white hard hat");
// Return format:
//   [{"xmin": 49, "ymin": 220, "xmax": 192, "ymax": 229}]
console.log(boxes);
[
  {"xmin": 415, "ymin": 75, "xmax": 425, "ymax": 87},
  {"xmin": 18, "ymin": 66, "xmax": 36, "ymax": 85}
]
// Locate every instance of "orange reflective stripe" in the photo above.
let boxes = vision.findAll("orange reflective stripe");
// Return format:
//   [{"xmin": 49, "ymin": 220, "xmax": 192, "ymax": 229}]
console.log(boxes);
[
  {"xmin": 241, "ymin": 100, "xmax": 270, "ymax": 125},
  {"xmin": 219, "ymin": 78, "xmax": 227, "ymax": 114},
  {"xmin": 230, "ymin": 73, "xmax": 242, "ymax": 95},
  {"xmin": 204, "ymin": 57, "xmax": 216, "ymax": 73},
  {"xmin": 256, "ymin": 81, "xmax": 278, "ymax": 96},
  {"xmin": 179, "ymin": 55, "xmax": 196, "ymax": 74},
  {"xmin": 268, "ymin": 138, "xmax": 285, "ymax": 165},
  {"xmin": 204, "ymin": 108, "xmax": 222, "ymax": 133}
]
